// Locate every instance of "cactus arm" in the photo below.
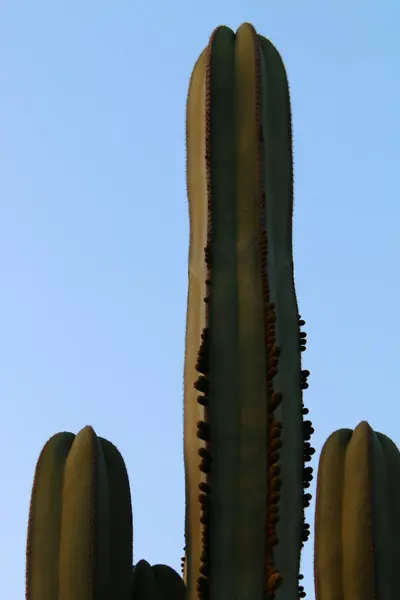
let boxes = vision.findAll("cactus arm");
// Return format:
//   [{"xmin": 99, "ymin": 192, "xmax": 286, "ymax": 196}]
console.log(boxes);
[
  {"xmin": 100, "ymin": 437, "xmax": 133, "ymax": 600},
  {"xmin": 131, "ymin": 562, "xmax": 185, "ymax": 600},
  {"xmin": 26, "ymin": 432, "xmax": 75, "ymax": 600},
  {"xmin": 375, "ymin": 432, "xmax": 400, "ymax": 598},
  {"xmin": 152, "ymin": 564, "xmax": 186, "ymax": 600},
  {"xmin": 314, "ymin": 428, "xmax": 352, "ymax": 600},
  {"xmin": 26, "ymin": 427, "xmax": 133, "ymax": 600},
  {"xmin": 59, "ymin": 426, "xmax": 110, "ymax": 600},
  {"xmin": 341, "ymin": 422, "xmax": 377, "ymax": 597},
  {"xmin": 315, "ymin": 422, "xmax": 400, "ymax": 600},
  {"xmin": 131, "ymin": 560, "xmax": 160, "ymax": 600},
  {"xmin": 342, "ymin": 423, "xmax": 393, "ymax": 599}
]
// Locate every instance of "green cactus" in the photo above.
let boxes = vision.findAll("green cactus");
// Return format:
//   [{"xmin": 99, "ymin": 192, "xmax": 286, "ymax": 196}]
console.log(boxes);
[
  {"xmin": 132, "ymin": 560, "xmax": 186, "ymax": 600},
  {"xmin": 184, "ymin": 22, "xmax": 313, "ymax": 600},
  {"xmin": 314, "ymin": 421, "xmax": 400, "ymax": 600},
  {"xmin": 26, "ymin": 426, "xmax": 133, "ymax": 600}
]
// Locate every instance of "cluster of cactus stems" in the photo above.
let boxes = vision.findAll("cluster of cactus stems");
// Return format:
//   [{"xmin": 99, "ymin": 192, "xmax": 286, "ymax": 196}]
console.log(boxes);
[{"xmin": 23, "ymin": 21, "xmax": 400, "ymax": 600}]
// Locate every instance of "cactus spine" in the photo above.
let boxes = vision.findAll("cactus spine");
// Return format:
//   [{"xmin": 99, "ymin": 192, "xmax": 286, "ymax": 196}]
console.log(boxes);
[
  {"xmin": 314, "ymin": 421, "xmax": 400, "ymax": 600},
  {"xmin": 184, "ymin": 22, "xmax": 313, "ymax": 600}
]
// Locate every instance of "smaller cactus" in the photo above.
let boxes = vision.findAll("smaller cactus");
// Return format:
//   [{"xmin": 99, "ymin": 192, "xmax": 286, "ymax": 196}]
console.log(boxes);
[
  {"xmin": 131, "ymin": 560, "xmax": 186, "ymax": 600},
  {"xmin": 26, "ymin": 426, "xmax": 133, "ymax": 600},
  {"xmin": 26, "ymin": 426, "xmax": 186, "ymax": 600},
  {"xmin": 314, "ymin": 421, "xmax": 400, "ymax": 599}
]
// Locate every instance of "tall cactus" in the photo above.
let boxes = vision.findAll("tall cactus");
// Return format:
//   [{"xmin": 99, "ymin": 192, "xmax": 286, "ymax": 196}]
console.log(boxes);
[
  {"xmin": 314, "ymin": 421, "xmax": 400, "ymax": 600},
  {"xmin": 184, "ymin": 22, "xmax": 313, "ymax": 600}
]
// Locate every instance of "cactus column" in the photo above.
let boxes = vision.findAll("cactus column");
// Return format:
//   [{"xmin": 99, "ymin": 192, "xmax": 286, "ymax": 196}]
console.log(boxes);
[
  {"xmin": 26, "ymin": 426, "xmax": 133, "ymax": 600},
  {"xmin": 184, "ymin": 22, "xmax": 313, "ymax": 600},
  {"xmin": 314, "ymin": 421, "xmax": 400, "ymax": 600}
]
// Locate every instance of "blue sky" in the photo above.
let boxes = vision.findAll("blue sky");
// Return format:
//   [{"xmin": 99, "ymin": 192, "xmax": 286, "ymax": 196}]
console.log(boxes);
[{"xmin": 1, "ymin": 2, "xmax": 399, "ymax": 599}]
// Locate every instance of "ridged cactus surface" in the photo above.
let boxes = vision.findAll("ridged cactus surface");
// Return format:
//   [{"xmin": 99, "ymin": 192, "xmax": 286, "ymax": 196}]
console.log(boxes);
[
  {"xmin": 26, "ymin": 427, "xmax": 186, "ymax": 600},
  {"xmin": 184, "ymin": 22, "xmax": 313, "ymax": 600},
  {"xmin": 315, "ymin": 421, "xmax": 400, "ymax": 600},
  {"xmin": 26, "ymin": 426, "xmax": 133, "ymax": 600},
  {"xmin": 131, "ymin": 560, "xmax": 186, "ymax": 600}
]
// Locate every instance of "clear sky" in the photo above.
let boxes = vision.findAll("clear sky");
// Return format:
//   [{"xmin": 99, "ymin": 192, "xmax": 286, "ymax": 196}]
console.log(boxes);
[{"xmin": 1, "ymin": 2, "xmax": 399, "ymax": 599}]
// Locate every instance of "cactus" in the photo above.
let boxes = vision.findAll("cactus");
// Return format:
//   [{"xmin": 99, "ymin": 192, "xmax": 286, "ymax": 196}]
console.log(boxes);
[
  {"xmin": 26, "ymin": 426, "xmax": 133, "ymax": 600},
  {"xmin": 184, "ymin": 22, "xmax": 313, "ymax": 600},
  {"xmin": 26, "ymin": 426, "xmax": 185, "ymax": 600},
  {"xmin": 314, "ymin": 421, "xmax": 400, "ymax": 600},
  {"xmin": 132, "ymin": 560, "xmax": 186, "ymax": 600}
]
